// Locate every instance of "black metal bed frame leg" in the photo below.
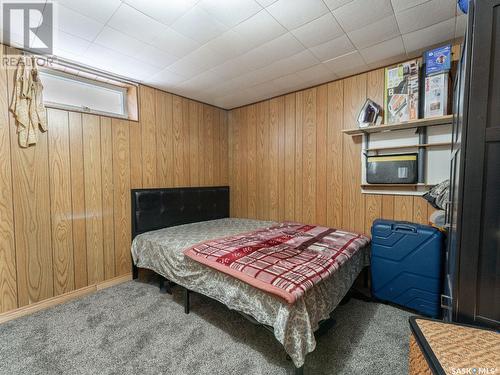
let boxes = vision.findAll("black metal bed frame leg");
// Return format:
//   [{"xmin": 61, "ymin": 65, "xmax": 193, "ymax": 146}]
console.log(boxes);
[
  {"xmin": 159, "ymin": 277, "xmax": 173, "ymax": 294},
  {"xmin": 159, "ymin": 277, "xmax": 166, "ymax": 293},
  {"xmin": 132, "ymin": 264, "xmax": 138, "ymax": 279},
  {"xmin": 184, "ymin": 288, "xmax": 190, "ymax": 314}
]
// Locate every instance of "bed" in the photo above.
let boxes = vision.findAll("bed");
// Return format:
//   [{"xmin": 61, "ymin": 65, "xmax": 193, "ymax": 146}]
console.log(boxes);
[{"xmin": 130, "ymin": 186, "xmax": 370, "ymax": 374}]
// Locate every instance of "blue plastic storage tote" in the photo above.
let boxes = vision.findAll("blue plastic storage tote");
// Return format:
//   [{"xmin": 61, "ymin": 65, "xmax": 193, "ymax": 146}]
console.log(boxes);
[{"xmin": 370, "ymin": 219, "xmax": 444, "ymax": 318}]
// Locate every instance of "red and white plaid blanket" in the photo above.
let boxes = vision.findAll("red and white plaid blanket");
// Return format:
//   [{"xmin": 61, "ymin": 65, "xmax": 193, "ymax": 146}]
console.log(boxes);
[{"xmin": 184, "ymin": 222, "xmax": 370, "ymax": 304}]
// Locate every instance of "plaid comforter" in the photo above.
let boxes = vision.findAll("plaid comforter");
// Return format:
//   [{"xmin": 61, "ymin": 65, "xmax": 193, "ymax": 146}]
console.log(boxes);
[{"xmin": 184, "ymin": 222, "xmax": 370, "ymax": 304}]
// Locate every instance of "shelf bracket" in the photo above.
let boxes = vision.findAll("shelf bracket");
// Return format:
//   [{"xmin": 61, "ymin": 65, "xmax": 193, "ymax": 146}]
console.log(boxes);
[{"xmin": 416, "ymin": 126, "xmax": 427, "ymax": 184}]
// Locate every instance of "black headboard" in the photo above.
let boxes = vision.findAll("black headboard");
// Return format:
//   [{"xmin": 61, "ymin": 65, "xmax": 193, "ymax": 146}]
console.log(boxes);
[{"xmin": 131, "ymin": 186, "xmax": 230, "ymax": 239}]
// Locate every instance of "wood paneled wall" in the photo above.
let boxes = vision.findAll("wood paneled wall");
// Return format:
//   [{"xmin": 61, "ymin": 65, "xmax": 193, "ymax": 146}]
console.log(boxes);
[
  {"xmin": 228, "ymin": 68, "xmax": 437, "ymax": 234},
  {"xmin": 0, "ymin": 47, "xmax": 228, "ymax": 314}
]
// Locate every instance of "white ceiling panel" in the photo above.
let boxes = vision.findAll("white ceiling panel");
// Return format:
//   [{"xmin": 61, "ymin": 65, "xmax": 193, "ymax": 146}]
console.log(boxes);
[
  {"xmin": 256, "ymin": 0, "xmax": 278, "ymax": 6},
  {"xmin": 323, "ymin": 51, "xmax": 367, "ymax": 77},
  {"xmin": 332, "ymin": 0, "xmax": 394, "ymax": 32},
  {"xmin": 296, "ymin": 64, "xmax": 336, "ymax": 83},
  {"xmin": 240, "ymin": 33, "xmax": 304, "ymax": 70},
  {"xmin": 208, "ymin": 58, "xmax": 253, "ymax": 81},
  {"xmin": 291, "ymin": 13, "xmax": 344, "ymax": 48},
  {"xmin": 359, "ymin": 36, "xmax": 406, "ymax": 64},
  {"xmin": 148, "ymin": 68, "xmax": 186, "ymax": 89},
  {"xmin": 12, "ymin": 0, "xmax": 462, "ymax": 109},
  {"xmin": 204, "ymin": 30, "xmax": 253, "ymax": 59},
  {"xmin": 107, "ymin": 4, "xmax": 169, "ymax": 43},
  {"xmin": 348, "ymin": 15, "xmax": 400, "ymax": 49},
  {"xmin": 149, "ymin": 28, "xmax": 200, "ymax": 58},
  {"xmin": 390, "ymin": 0, "xmax": 428, "ymax": 13},
  {"xmin": 54, "ymin": 0, "xmax": 120, "ymax": 24},
  {"xmin": 232, "ymin": 10, "xmax": 287, "ymax": 48},
  {"xmin": 122, "ymin": 0, "xmax": 198, "ymax": 26},
  {"xmin": 81, "ymin": 44, "xmax": 160, "ymax": 81},
  {"xmin": 136, "ymin": 45, "xmax": 178, "ymax": 69},
  {"xmin": 94, "ymin": 26, "xmax": 144, "ymax": 57},
  {"xmin": 323, "ymin": 0, "xmax": 355, "ymax": 11},
  {"xmin": 309, "ymin": 35, "xmax": 355, "ymax": 62},
  {"xmin": 266, "ymin": 0, "xmax": 330, "ymax": 30},
  {"xmin": 54, "ymin": 30, "xmax": 91, "ymax": 57},
  {"xmin": 395, "ymin": 0, "xmax": 456, "ymax": 34},
  {"xmin": 170, "ymin": 6, "xmax": 228, "ymax": 44},
  {"xmin": 55, "ymin": 4, "xmax": 104, "ymax": 41},
  {"xmin": 402, "ymin": 18, "xmax": 456, "ymax": 53},
  {"xmin": 198, "ymin": 0, "xmax": 262, "ymax": 28}
]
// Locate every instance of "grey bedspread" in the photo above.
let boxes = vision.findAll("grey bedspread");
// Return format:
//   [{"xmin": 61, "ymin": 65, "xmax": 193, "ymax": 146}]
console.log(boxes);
[{"xmin": 131, "ymin": 218, "xmax": 369, "ymax": 368}]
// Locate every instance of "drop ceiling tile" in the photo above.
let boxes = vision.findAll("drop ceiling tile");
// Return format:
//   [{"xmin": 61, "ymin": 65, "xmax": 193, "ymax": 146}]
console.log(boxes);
[
  {"xmin": 395, "ymin": 0, "xmax": 456, "ymax": 34},
  {"xmin": 122, "ymin": 0, "xmax": 198, "ymax": 26},
  {"xmin": 332, "ymin": 0, "xmax": 393, "ymax": 33},
  {"xmin": 366, "ymin": 54, "xmax": 408, "ymax": 71},
  {"xmin": 113, "ymin": 60, "xmax": 160, "ymax": 81},
  {"xmin": 208, "ymin": 58, "xmax": 253, "ymax": 81},
  {"xmin": 309, "ymin": 34, "xmax": 355, "ymax": 62},
  {"xmin": 82, "ymin": 44, "xmax": 160, "ymax": 81},
  {"xmin": 136, "ymin": 45, "xmax": 178, "ymax": 69},
  {"xmin": 107, "ymin": 3, "xmax": 169, "ymax": 43},
  {"xmin": 232, "ymin": 50, "xmax": 317, "ymax": 87},
  {"xmin": 204, "ymin": 30, "xmax": 253, "ymax": 59},
  {"xmin": 54, "ymin": 49, "xmax": 84, "ymax": 61},
  {"xmin": 176, "ymin": 71, "xmax": 222, "ymax": 92},
  {"xmin": 266, "ymin": 0, "xmax": 330, "ymax": 30},
  {"xmin": 149, "ymin": 28, "xmax": 200, "ymax": 58},
  {"xmin": 256, "ymin": 0, "xmax": 278, "ymax": 6},
  {"xmin": 323, "ymin": 50, "xmax": 367, "ymax": 76},
  {"xmin": 246, "ymin": 81, "xmax": 278, "ymax": 97},
  {"xmin": 208, "ymin": 78, "xmax": 250, "ymax": 98},
  {"xmin": 348, "ymin": 15, "xmax": 400, "ymax": 49},
  {"xmin": 296, "ymin": 63, "xmax": 336, "ymax": 83},
  {"xmin": 241, "ymin": 33, "xmax": 305, "ymax": 70},
  {"xmin": 198, "ymin": 0, "xmax": 262, "ymax": 28},
  {"xmin": 54, "ymin": 0, "xmax": 121, "ymax": 23},
  {"xmin": 232, "ymin": 10, "xmax": 287, "ymax": 48},
  {"xmin": 271, "ymin": 72, "xmax": 307, "ymax": 92},
  {"xmin": 402, "ymin": 18, "xmax": 455, "ymax": 53},
  {"xmin": 163, "ymin": 58, "xmax": 203, "ymax": 78},
  {"xmin": 54, "ymin": 29, "xmax": 91, "ymax": 56},
  {"xmin": 455, "ymin": 14, "xmax": 467, "ymax": 38},
  {"xmin": 187, "ymin": 45, "xmax": 227, "ymax": 69},
  {"xmin": 275, "ymin": 50, "xmax": 319, "ymax": 73},
  {"xmin": 148, "ymin": 68, "xmax": 186, "ymax": 88},
  {"xmin": 56, "ymin": 4, "xmax": 104, "ymax": 41},
  {"xmin": 323, "ymin": 0, "xmax": 354, "ymax": 11},
  {"xmin": 94, "ymin": 26, "xmax": 144, "ymax": 57},
  {"xmin": 390, "ymin": 0, "xmax": 428, "ymax": 12},
  {"xmin": 166, "ymin": 45, "xmax": 225, "ymax": 77},
  {"xmin": 359, "ymin": 36, "xmax": 406, "ymax": 64},
  {"xmin": 291, "ymin": 13, "xmax": 344, "ymax": 48},
  {"xmin": 170, "ymin": 6, "xmax": 228, "ymax": 44}
]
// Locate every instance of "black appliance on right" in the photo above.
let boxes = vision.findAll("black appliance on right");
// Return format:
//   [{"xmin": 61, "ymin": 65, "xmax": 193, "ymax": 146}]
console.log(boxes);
[{"xmin": 443, "ymin": 0, "xmax": 500, "ymax": 329}]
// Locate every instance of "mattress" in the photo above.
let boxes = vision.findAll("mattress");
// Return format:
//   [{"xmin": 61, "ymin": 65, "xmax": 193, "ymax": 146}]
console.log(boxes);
[{"xmin": 131, "ymin": 218, "xmax": 370, "ymax": 368}]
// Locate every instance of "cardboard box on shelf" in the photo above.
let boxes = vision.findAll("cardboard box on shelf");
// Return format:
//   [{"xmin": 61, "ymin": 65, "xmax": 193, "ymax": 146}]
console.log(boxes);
[
  {"xmin": 424, "ymin": 73, "xmax": 449, "ymax": 118},
  {"xmin": 384, "ymin": 60, "xmax": 420, "ymax": 124}
]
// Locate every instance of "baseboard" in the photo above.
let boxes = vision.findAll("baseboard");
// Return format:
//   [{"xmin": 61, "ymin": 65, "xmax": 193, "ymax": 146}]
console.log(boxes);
[{"xmin": 0, "ymin": 273, "xmax": 132, "ymax": 324}]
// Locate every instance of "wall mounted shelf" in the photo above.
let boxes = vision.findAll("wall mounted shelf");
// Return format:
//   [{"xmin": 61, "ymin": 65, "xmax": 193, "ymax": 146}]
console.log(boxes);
[
  {"xmin": 342, "ymin": 115, "xmax": 453, "ymax": 136},
  {"xmin": 361, "ymin": 183, "xmax": 435, "ymax": 190},
  {"xmin": 365, "ymin": 142, "xmax": 452, "ymax": 152}
]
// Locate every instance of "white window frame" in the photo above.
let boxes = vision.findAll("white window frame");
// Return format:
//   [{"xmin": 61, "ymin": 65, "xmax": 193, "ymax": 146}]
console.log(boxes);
[{"xmin": 39, "ymin": 69, "xmax": 129, "ymax": 119}]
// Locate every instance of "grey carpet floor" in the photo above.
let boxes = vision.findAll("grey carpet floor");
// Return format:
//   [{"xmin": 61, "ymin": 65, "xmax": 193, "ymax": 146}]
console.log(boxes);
[{"xmin": 0, "ymin": 281, "xmax": 413, "ymax": 375}]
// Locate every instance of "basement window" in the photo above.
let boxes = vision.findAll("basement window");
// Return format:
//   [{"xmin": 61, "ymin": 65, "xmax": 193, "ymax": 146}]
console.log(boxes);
[{"xmin": 39, "ymin": 69, "xmax": 128, "ymax": 118}]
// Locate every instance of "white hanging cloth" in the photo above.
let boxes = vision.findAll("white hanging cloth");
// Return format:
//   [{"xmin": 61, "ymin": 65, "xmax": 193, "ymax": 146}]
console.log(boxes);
[{"xmin": 10, "ymin": 56, "xmax": 47, "ymax": 148}]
